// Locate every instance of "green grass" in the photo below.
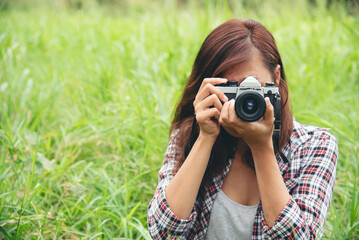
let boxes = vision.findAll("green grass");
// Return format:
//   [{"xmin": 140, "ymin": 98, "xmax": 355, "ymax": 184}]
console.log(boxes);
[{"xmin": 0, "ymin": 0, "xmax": 358, "ymax": 239}]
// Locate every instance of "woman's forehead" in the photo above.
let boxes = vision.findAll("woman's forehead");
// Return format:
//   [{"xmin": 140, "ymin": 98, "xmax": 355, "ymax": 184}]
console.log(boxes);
[{"xmin": 223, "ymin": 53, "xmax": 272, "ymax": 84}]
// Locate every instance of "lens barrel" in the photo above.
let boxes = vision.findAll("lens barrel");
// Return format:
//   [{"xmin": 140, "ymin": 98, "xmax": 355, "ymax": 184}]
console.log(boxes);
[{"xmin": 235, "ymin": 91, "xmax": 266, "ymax": 122}]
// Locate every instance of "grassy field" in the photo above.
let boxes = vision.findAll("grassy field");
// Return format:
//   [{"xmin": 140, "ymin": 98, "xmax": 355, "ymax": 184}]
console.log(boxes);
[{"xmin": 0, "ymin": 0, "xmax": 358, "ymax": 239}]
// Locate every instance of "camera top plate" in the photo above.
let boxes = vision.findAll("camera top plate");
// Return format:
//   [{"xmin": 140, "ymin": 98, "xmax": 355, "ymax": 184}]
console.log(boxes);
[{"xmin": 215, "ymin": 81, "xmax": 238, "ymax": 87}]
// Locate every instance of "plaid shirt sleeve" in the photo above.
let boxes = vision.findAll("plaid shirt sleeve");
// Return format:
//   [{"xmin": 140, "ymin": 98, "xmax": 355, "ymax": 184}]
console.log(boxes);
[
  {"xmin": 259, "ymin": 129, "xmax": 338, "ymax": 239},
  {"xmin": 147, "ymin": 129, "xmax": 198, "ymax": 239}
]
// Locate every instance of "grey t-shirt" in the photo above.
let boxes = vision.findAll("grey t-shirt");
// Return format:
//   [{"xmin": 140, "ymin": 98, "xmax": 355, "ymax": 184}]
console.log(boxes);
[{"xmin": 206, "ymin": 189, "xmax": 258, "ymax": 240}]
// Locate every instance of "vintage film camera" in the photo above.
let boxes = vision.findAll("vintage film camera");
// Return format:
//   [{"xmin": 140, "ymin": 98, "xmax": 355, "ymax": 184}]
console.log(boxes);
[{"xmin": 215, "ymin": 76, "xmax": 281, "ymax": 122}]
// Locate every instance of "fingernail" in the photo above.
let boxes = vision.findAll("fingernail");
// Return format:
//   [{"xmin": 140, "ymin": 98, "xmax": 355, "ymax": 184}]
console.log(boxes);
[{"xmin": 224, "ymin": 95, "xmax": 229, "ymax": 101}]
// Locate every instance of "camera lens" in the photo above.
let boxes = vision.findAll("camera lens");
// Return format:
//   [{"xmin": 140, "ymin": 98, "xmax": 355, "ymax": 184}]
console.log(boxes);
[
  {"xmin": 243, "ymin": 99, "xmax": 258, "ymax": 114},
  {"xmin": 235, "ymin": 92, "xmax": 266, "ymax": 122}
]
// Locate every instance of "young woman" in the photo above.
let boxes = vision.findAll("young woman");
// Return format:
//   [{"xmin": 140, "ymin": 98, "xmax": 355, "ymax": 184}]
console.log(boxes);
[{"xmin": 147, "ymin": 19, "xmax": 338, "ymax": 240}]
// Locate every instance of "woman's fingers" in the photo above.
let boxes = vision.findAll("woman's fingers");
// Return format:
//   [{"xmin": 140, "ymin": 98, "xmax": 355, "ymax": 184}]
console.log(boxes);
[
  {"xmin": 195, "ymin": 94, "xmax": 223, "ymax": 113},
  {"xmin": 263, "ymin": 97, "xmax": 274, "ymax": 123},
  {"xmin": 196, "ymin": 83, "xmax": 228, "ymax": 104},
  {"xmin": 199, "ymin": 78, "xmax": 227, "ymax": 91},
  {"xmin": 228, "ymin": 99, "xmax": 237, "ymax": 123},
  {"xmin": 220, "ymin": 99, "xmax": 243, "ymax": 130},
  {"xmin": 196, "ymin": 108, "xmax": 221, "ymax": 122},
  {"xmin": 219, "ymin": 100, "xmax": 231, "ymax": 125},
  {"xmin": 195, "ymin": 79, "xmax": 229, "ymax": 105},
  {"xmin": 193, "ymin": 78, "xmax": 229, "ymax": 138}
]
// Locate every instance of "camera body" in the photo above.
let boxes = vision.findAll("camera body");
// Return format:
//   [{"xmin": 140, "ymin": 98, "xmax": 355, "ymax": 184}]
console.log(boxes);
[{"xmin": 215, "ymin": 76, "xmax": 281, "ymax": 122}]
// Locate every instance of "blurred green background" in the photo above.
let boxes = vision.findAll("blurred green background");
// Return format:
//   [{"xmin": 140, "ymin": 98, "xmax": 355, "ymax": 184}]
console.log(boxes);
[{"xmin": 0, "ymin": 0, "xmax": 358, "ymax": 239}]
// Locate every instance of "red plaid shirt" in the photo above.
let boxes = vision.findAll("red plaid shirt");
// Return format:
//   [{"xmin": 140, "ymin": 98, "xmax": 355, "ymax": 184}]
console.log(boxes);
[{"xmin": 147, "ymin": 120, "xmax": 338, "ymax": 239}]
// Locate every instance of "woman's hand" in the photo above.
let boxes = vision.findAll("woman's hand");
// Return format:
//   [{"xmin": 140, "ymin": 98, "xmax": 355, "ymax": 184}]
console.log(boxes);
[
  {"xmin": 193, "ymin": 78, "xmax": 229, "ymax": 141},
  {"xmin": 219, "ymin": 97, "xmax": 275, "ymax": 151}
]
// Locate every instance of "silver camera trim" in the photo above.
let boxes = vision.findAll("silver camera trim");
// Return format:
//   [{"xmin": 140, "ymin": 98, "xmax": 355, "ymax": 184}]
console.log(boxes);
[{"xmin": 216, "ymin": 76, "xmax": 279, "ymax": 99}]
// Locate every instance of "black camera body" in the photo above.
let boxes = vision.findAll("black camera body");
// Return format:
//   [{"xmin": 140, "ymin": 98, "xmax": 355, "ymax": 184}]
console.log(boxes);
[{"xmin": 215, "ymin": 76, "xmax": 281, "ymax": 122}]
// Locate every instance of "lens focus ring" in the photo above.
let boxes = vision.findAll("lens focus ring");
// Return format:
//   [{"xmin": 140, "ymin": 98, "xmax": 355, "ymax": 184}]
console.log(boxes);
[{"xmin": 234, "ymin": 91, "xmax": 266, "ymax": 122}]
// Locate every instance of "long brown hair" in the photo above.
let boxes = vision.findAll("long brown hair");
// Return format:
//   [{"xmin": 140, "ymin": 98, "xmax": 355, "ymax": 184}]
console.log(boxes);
[{"xmin": 170, "ymin": 19, "xmax": 293, "ymax": 187}]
